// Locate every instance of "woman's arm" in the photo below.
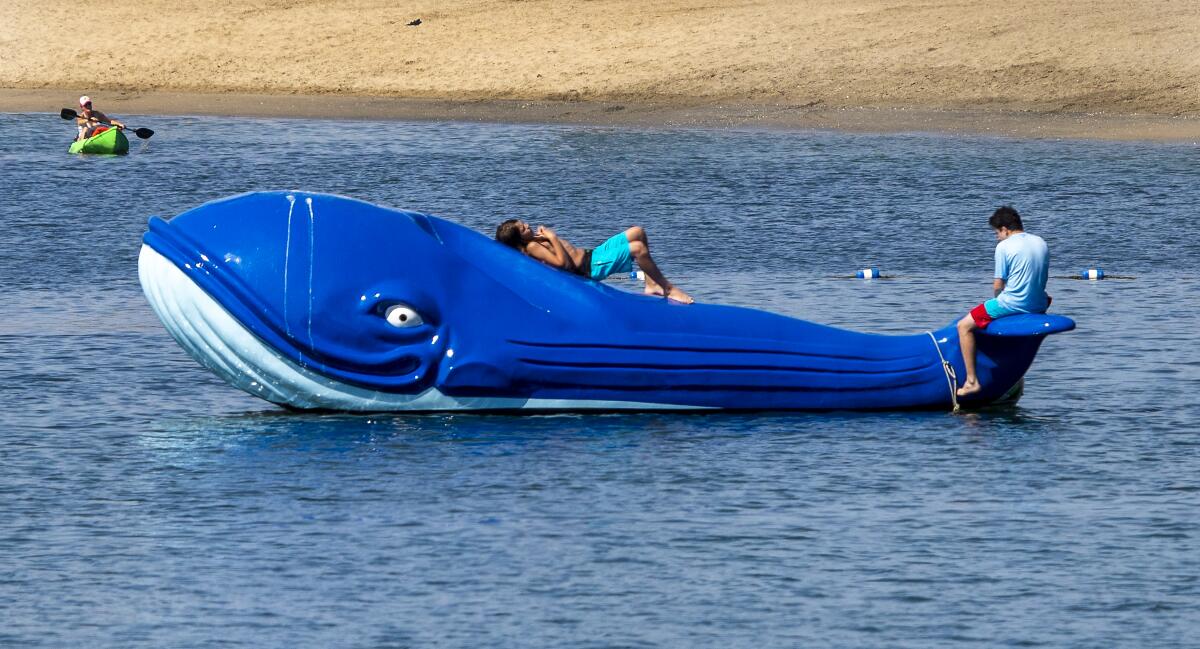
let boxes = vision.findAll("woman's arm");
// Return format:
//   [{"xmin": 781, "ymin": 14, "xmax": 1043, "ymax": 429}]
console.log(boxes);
[
  {"xmin": 525, "ymin": 227, "xmax": 571, "ymax": 269},
  {"xmin": 524, "ymin": 240, "xmax": 569, "ymax": 269}
]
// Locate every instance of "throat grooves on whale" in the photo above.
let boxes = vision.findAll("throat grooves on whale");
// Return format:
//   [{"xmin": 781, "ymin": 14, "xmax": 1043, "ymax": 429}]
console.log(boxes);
[
  {"xmin": 283, "ymin": 194, "xmax": 294, "ymax": 340},
  {"xmin": 306, "ymin": 197, "xmax": 315, "ymax": 355},
  {"xmin": 282, "ymin": 193, "xmax": 317, "ymax": 367}
]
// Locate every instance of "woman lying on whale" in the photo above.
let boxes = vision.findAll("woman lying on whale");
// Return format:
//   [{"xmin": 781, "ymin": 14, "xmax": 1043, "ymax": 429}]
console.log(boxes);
[{"xmin": 495, "ymin": 219, "xmax": 694, "ymax": 304}]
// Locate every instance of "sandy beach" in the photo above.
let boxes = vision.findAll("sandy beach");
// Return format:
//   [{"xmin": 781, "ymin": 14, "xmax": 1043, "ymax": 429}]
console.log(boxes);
[{"xmin": 2, "ymin": 0, "xmax": 1198, "ymax": 139}]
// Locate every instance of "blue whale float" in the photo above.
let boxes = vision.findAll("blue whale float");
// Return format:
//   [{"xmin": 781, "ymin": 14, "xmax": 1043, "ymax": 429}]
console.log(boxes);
[{"xmin": 138, "ymin": 191, "xmax": 1074, "ymax": 412}]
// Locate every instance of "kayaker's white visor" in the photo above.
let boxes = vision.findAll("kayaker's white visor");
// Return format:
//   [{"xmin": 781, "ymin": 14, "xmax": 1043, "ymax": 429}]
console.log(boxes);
[{"xmin": 79, "ymin": 95, "xmax": 91, "ymax": 107}]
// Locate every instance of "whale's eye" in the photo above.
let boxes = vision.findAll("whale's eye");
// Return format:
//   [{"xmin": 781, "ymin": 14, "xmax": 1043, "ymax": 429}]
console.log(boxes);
[{"xmin": 383, "ymin": 304, "xmax": 424, "ymax": 328}]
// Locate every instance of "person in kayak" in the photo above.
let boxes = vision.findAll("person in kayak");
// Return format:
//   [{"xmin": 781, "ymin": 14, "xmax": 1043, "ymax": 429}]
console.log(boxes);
[
  {"xmin": 74, "ymin": 96, "xmax": 125, "ymax": 140},
  {"xmin": 495, "ymin": 219, "xmax": 694, "ymax": 304},
  {"xmin": 956, "ymin": 206, "xmax": 1051, "ymax": 397}
]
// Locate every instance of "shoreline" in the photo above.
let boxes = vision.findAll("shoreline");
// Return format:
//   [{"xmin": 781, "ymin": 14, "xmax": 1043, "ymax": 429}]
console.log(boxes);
[{"xmin": 4, "ymin": 89, "xmax": 1198, "ymax": 142}]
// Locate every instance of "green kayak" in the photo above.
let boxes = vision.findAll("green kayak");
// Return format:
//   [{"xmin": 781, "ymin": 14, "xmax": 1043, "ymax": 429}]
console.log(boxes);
[{"xmin": 69, "ymin": 127, "xmax": 129, "ymax": 155}]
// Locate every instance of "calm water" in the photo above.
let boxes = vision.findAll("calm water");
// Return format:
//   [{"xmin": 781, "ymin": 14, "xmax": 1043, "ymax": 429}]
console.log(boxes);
[{"xmin": 1, "ymin": 112, "xmax": 1198, "ymax": 648}]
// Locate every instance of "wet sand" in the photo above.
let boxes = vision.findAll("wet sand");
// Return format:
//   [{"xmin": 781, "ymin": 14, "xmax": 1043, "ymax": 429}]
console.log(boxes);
[
  {"xmin": 5, "ymin": 88, "xmax": 1197, "ymax": 141},
  {"xmin": 2, "ymin": 1, "xmax": 1197, "ymax": 140}
]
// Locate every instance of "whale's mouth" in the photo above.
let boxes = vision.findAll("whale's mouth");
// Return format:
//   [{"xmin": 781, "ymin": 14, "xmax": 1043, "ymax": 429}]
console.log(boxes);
[{"xmin": 139, "ymin": 245, "xmax": 443, "ymax": 409}]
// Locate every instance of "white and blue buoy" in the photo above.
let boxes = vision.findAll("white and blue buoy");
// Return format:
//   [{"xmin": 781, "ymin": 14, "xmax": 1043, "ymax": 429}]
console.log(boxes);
[
  {"xmin": 1081, "ymin": 268, "xmax": 1105, "ymax": 280},
  {"xmin": 856, "ymin": 267, "xmax": 881, "ymax": 279},
  {"xmin": 628, "ymin": 270, "xmax": 645, "ymax": 281}
]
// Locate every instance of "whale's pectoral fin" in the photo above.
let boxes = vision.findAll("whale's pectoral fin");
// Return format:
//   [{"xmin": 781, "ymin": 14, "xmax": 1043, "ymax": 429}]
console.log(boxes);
[{"xmin": 438, "ymin": 361, "xmax": 519, "ymax": 395}]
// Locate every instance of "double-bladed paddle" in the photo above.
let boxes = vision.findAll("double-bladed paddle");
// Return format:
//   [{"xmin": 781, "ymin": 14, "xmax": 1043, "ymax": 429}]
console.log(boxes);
[{"xmin": 60, "ymin": 108, "xmax": 154, "ymax": 139}]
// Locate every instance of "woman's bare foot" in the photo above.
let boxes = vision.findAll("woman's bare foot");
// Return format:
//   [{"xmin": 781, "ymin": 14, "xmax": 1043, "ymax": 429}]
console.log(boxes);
[
  {"xmin": 643, "ymin": 275, "xmax": 666, "ymax": 297},
  {"xmin": 666, "ymin": 286, "xmax": 694, "ymax": 304},
  {"xmin": 956, "ymin": 378, "xmax": 982, "ymax": 397}
]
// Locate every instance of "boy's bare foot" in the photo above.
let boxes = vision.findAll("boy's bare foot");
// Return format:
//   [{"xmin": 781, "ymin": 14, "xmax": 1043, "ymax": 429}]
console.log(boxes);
[
  {"xmin": 666, "ymin": 287, "xmax": 694, "ymax": 304},
  {"xmin": 956, "ymin": 378, "xmax": 982, "ymax": 397}
]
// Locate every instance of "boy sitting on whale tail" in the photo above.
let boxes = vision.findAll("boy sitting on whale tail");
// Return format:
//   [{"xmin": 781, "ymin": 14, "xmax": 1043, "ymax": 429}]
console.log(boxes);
[
  {"xmin": 956, "ymin": 206, "xmax": 1051, "ymax": 397},
  {"xmin": 495, "ymin": 219, "xmax": 693, "ymax": 304}
]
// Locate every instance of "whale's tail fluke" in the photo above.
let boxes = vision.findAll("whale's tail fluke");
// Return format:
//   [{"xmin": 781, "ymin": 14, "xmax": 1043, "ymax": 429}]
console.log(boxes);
[{"xmin": 927, "ymin": 313, "xmax": 1076, "ymax": 408}]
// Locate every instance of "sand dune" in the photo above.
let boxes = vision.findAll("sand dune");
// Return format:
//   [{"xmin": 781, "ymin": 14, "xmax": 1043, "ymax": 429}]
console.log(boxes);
[{"xmin": 2, "ymin": 1, "xmax": 1197, "ymax": 134}]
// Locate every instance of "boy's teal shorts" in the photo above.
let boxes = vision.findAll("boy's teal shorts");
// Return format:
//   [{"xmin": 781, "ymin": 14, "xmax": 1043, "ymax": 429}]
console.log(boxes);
[
  {"xmin": 983, "ymin": 298, "xmax": 1022, "ymax": 319},
  {"xmin": 588, "ymin": 233, "xmax": 634, "ymax": 280}
]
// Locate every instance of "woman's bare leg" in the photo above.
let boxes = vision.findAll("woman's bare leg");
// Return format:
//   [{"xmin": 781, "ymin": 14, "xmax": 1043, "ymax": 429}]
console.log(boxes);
[{"xmin": 625, "ymin": 227, "xmax": 692, "ymax": 304}]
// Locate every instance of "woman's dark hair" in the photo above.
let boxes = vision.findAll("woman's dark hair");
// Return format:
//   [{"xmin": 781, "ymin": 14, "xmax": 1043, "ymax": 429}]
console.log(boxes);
[
  {"xmin": 988, "ymin": 206, "xmax": 1024, "ymax": 231},
  {"xmin": 495, "ymin": 219, "xmax": 524, "ymax": 249}
]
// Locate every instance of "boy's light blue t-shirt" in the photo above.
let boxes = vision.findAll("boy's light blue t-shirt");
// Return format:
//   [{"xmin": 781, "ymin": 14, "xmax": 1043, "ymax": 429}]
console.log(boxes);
[{"xmin": 993, "ymin": 232, "xmax": 1049, "ymax": 313}]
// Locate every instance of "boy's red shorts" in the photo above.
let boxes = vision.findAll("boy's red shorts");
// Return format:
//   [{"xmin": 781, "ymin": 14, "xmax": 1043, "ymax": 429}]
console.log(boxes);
[
  {"xmin": 970, "ymin": 295, "xmax": 1051, "ymax": 329},
  {"xmin": 969, "ymin": 303, "xmax": 994, "ymax": 329}
]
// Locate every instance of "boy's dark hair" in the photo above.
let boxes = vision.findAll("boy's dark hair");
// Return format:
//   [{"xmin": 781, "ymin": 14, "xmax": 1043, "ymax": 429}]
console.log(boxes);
[
  {"xmin": 989, "ymin": 206, "xmax": 1024, "ymax": 231},
  {"xmin": 495, "ymin": 219, "xmax": 523, "ymax": 249}
]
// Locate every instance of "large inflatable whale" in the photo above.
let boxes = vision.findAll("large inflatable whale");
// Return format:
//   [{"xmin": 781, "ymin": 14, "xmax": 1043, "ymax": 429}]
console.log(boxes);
[{"xmin": 138, "ymin": 191, "xmax": 1074, "ymax": 412}]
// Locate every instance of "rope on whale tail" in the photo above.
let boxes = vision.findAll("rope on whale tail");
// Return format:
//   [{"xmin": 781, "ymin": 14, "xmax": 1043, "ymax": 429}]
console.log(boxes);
[{"xmin": 925, "ymin": 331, "xmax": 960, "ymax": 413}]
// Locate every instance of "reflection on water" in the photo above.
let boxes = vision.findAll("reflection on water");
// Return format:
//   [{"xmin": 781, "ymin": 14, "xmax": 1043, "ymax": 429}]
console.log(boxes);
[{"xmin": 1, "ymin": 112, "xmax": 1198, "ymax": 648}]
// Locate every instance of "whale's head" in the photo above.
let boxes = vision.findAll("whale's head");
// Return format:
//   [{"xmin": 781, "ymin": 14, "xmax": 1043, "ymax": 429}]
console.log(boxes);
[{"xmin": 139, "ymin": 191, "xmax": 603, "ymax": 409}]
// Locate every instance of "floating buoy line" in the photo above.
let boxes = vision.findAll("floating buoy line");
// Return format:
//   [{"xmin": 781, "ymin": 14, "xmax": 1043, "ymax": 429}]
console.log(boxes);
[
  {"xmin": 625, "ymin": 267, "xmax": 1131, "ymax": 283},
  {"xmin": 1058, "ymin": 269, "xmax": 1136, "ymax": 280}
]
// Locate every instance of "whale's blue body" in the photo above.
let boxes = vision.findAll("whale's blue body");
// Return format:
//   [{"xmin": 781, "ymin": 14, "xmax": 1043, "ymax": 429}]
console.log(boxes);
[{"xmin": 138, "ymin": 191, "xmax": 1074, "ymax": 412}]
